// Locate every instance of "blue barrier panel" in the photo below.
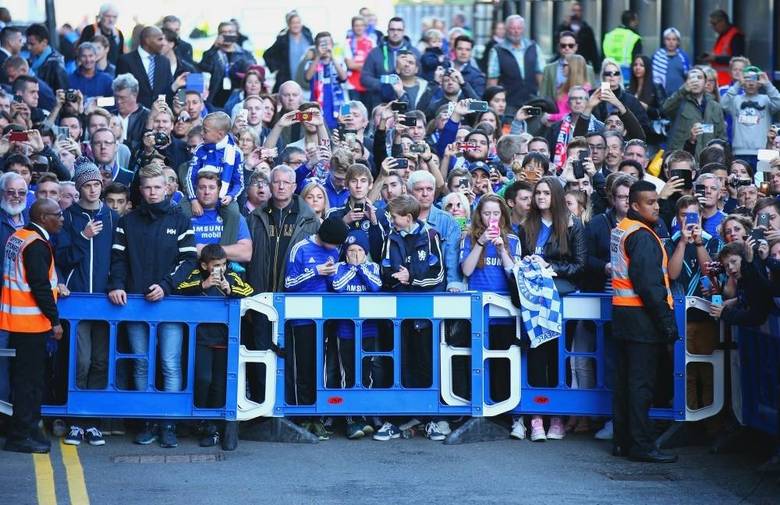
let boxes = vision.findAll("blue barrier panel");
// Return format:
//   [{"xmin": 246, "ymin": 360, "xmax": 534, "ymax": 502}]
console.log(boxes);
[
  {"xmin": 734, "ymin": 314, "xmax": 780, "ymax": 436},
  {"xmin": 7, "ymin": 292, "xmax": 720, "ymax": 425},
  {"xmin": 267, "ymin": 292, "xmax": 523, "ymax": 417},
  {"xmin": 40, "ymin": 294, "xmax": 243, "ymax": 420},
  {"xmin": 509, "ymin": 294, "xmax": 688, "ymax": 421}
]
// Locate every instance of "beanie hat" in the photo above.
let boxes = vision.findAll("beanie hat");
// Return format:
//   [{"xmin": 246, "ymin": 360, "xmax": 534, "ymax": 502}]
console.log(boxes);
[
  {"xmin": 318, "ymin": 216, "xmax": 349, "ymax": 246},
  {"xmin": 73, "ymin": 156, "xmax": 102, "ymax": 191},
  {"xmin": 343, "ymin": 230, "xmax": 370, "ymax": 256}
]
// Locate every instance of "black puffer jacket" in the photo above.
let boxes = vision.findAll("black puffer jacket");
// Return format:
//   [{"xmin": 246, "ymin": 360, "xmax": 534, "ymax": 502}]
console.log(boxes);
[{"xmin": 518, "ymin": 216, "xmax": 587, "ymax": 295}]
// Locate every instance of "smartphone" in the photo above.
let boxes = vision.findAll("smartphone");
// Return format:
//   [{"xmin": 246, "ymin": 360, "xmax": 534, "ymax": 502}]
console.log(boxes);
[
  {"xmin": 401, "ymin": 114, "xmax": 417, "ymax": 127},
  {"xmin": 525, "ymin": 106, "xmax": 542, "ymax": 117},
  {"xmin": 409, "ymin": 143, "xmax": 426, "ymax": 153},
  {"xmin": 353, "ymin": 202, "xmax": 365, "ymax": 213},
  {"xmin": 456, "ymin": 141, "xmax": 478, "ymax": 152},
  {"xmin": 700, "ymin": 276, "xmax": 712, "ymax": 292},
  {"xmin": 694, "ymin": 183, "xmax": 706, "ymax": 197},
  {"xmin": 222, "ymin": 34, "xmax": 238, "ymax": 44},
  {"xmin": 757, "ymin": 213, "xmax": 770, "ymax": 228},
  {"xmin": 394, "ymin": 158, "xmax": 409, "ymax": 169},
  {"xmin": 699, "ymin": 124, "xmax": 714, "ymax": 134},
  {"xmin": 684, "ymin": 212, "xmax": 699, "ymax": 226},
  {"xmin": 8, "ymin": 131, "xmax": 29, "ymax": 142},
  {"xmin": 294, "ymin": 111, "xmax": 314, "ymax": 122},
  {"xmin": 185, "ymin": 73, "xmax": 205, "ymax": 92},
  {"xmin": 157, "ymin": 94, "xmax": 166, "ymax": 102},
  {"xmin": 12, "ymin": 94, "xmax": 23, "ymax": 103},
  {"xmin": 711, "ymin": 294, "xmax": 723, "ymax": 306},
  {"xmin": 759, "ymin": 181, "xmax": 770, "ymax": 194},
  {"xmin": 601, "ymin": 82, "xmax": 610, "ymax": 92},
  {"xmin": 56, "ymin": 126, "xmax": 70, "ymax": 141},
  {"xmin": 96, "ymin": 96, "xmax": 115, "ymax": 107},
  {"xmin": 340, "ymin": 103, "xmax": 351, "ymax": 116},
  {"xmin": 380, "ymin": 74, "xmax": 399, "ymax": 85},
  {"xmin": 237, "ymin": 109, "xmax": 249, "ymax": 122},
  {"xmin": 468, "ymin": 100, "xmax": 489, "ymax": 112},
  {"xmin": 175, "ymin": 88, "xmax": 186, "ymax": 104},
  {"xmin": 750, "ymin": 228, "xmax": 765, "ymax": 242},
  {"xmin": 488, "ymin": 217, "xmax": 499, "ymax": 234},
  {"xmin": 670, "ymin": 169, "xmax": 693, "ymax": 190},
  {"xmin": 457, "ymin": 178, "xmax": 469, "ymax": 189},
  {"xmin": 390, "ymin": 101, "xmax": 408, "ymax": 113},
  {"xmin": 572, "ymin": 159, "xmax": 585, "ymax": 179}
]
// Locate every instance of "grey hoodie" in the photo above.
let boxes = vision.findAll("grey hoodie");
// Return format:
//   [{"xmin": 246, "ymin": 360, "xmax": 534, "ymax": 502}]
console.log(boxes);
[{"xmin": 721, "ymin": 82, "xmax": 780, "ymax": 155}]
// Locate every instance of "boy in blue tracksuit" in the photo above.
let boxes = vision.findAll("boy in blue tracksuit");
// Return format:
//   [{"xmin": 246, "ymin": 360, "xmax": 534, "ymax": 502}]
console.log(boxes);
[
  {"xmin": 55, "ymin": 158, "xmax": 118, "ymax": 447},
  {"xmin": 378, "ymin": 195, "xmax": 446, "ymax": 441},
  {"xmin": 284, "ymin": 216, "xmax": 349, "ymax": 439},
  {"xmin": 176, "ymin": 244, "xmax": 253, "ymax": 450},
  {"xmin": 329, "ymin": 230, "xmax": 382, "ymax": 439}
]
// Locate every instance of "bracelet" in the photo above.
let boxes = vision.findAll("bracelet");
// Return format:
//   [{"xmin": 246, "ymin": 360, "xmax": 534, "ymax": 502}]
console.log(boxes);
[{"xmin": 476, "ymin": 240, "xmax": 486, "ymax": 247}]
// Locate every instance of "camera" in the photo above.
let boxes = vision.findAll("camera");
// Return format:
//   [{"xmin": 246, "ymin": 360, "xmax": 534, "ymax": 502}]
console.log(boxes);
[
  {"xmin": 400, "ymin": 114, "xmax": 417, "ymax": 127},
  {"xmin": 153, "ymin": 132, "xmax": 170, "ymax": 147},
  {"xmin": 66, "ymin": 89, "xmax": 78, "ymax": 102},
  {"xmin": 390, "ymin": 101, "xmax": 408, "ymax": 113}
]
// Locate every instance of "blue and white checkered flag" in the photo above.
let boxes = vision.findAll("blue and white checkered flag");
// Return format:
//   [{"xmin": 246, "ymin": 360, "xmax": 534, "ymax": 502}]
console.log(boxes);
[{"xmin": 513, "ymin": 258, "xmax": 562, "ymax": 348}]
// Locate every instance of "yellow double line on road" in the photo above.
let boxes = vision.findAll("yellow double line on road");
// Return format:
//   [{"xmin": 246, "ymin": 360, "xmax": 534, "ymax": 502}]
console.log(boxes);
[{"xmin": 32, "ymin": 440, "xmax": 90, "ymax": 505}]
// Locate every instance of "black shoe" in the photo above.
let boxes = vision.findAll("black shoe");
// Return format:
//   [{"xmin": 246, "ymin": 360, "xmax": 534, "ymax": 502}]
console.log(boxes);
[
  {"xmin": 629, "ymin": 449, "xmax": 678, "ymax": 463},
  {"xmin": 4, "ymin": 437, "xmax": 51, "ymax": 454},
  {"xmin": 612, "ymin": 445, "xmax": 628, "ymax": 457}
]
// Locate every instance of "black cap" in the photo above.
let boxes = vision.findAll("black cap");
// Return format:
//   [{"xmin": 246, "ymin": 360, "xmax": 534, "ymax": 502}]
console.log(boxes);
[{"xmin": 318, "ymin": 216, "xmax": 349, "ymax": 246}]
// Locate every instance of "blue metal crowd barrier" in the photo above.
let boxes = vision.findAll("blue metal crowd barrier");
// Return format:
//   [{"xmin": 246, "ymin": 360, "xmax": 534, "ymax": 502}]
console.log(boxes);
[
  {"xmin": 733, "ymin": 313, "xmax": 780, "ymax": 436},
  {"xmin": 39, "ymin": 294, "xmax": 243, "ymax": 421},
  {"xmin": 0, "ymin": 292, "xmax": 736, "ymax": 425}
]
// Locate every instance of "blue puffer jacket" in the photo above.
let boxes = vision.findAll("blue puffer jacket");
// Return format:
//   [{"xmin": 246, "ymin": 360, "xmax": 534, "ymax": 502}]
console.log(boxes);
[{"xmin": 56, "ymin": 203, "xmax": 119, "ymax": 293}]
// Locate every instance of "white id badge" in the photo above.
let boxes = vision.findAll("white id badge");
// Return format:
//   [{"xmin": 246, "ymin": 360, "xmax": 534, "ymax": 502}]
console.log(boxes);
[{"xmin": 222, "ymin": 77, "xmax": 232, "ymax": 90}]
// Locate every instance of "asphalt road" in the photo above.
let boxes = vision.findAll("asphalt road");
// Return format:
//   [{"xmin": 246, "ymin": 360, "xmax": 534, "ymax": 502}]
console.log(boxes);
[{"xmin": 1, "ymin": 426, "xmax": 778, "ymax": 505}]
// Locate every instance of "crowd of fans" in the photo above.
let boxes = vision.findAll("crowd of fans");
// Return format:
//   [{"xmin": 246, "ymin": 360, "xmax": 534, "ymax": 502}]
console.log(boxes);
[{"xmin": 0, "ymin": 3, "xmax": 778, "ymax": 454}]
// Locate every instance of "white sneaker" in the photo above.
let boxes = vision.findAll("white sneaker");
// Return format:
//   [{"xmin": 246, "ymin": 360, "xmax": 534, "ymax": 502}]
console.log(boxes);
[
  {"xmin": 510, "ymin": 417, "xmax": 526, "ymax": 440},
  {"xmin": 595, "ymin": 420, "xmax": 613, "ymax": 440},
  {"xmin": 436, "ymin": 420, "xmax": 451, "ymax": 436}
]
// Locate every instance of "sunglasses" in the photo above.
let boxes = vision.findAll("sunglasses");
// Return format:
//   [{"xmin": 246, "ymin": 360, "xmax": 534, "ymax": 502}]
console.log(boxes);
[
  {"xmin": 602, "ymin": 71, "xmax": 621, "ymax": 78},
  {"xmin": 559, "ymin": 43, "xmax": 576, "ymax": 49}
]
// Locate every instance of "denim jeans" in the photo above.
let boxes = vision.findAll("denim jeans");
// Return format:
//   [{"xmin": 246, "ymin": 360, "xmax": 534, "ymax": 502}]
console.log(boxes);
[{"xmin": 127, "ymin": 322, "xmax": 183, "ymax": 392}]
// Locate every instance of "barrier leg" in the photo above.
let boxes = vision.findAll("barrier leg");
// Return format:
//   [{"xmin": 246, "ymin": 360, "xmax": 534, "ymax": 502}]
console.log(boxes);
[
  {"xmin": 239, "ymin": 418, "xmax": 319, "ymax": 444},
  {"xmin": 444, "ymin": 417, "xmax": 509, "ymax": 445}
]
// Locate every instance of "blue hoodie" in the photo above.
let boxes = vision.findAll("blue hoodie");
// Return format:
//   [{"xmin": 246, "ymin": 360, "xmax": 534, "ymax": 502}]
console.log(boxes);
[{"xmin": 56, "ymin": 202, "xmax": 118, "ymax": 293}]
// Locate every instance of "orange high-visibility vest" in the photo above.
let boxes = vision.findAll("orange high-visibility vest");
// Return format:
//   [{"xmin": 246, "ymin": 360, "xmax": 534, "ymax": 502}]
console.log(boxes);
[
  {"xmin": 610, "ymin": 218, "xmax": 673, "ymax": 309},
  {"xmin": 0, "ymin": 228, "xmax": 58, "ymax": 333},
  {"xmin": 712, "ymin": 26, "xmax": 742, "ymax": 87}
]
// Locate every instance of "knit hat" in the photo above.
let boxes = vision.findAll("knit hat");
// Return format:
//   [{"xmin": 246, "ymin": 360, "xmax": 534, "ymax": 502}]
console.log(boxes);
[
  {"xmin": 344, "ymin": 230, "xmax": 370, "ymax": 255},
  {"xmin": 318, "ymin": 216, "xmax": 349, "ymax": 246},
  {"xmin": 73, "ymin": 156, "xmax": 102, "ymax": 191}
]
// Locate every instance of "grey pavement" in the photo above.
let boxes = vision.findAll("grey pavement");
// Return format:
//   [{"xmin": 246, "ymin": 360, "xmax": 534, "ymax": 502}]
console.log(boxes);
[{"xmin": 1, "ymin": 427, "xmax": 779, "ymax": 505}]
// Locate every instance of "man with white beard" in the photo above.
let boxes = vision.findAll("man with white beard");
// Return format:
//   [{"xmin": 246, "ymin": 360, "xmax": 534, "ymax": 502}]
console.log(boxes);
[{"xmin": 0, "ymin": 171, "xmax": 28, "ymax": 406}]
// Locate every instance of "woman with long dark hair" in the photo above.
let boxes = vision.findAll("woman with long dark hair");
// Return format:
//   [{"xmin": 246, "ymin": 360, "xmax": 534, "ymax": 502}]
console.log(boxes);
[
  {"xmin": 628, "ymin": 55, "xmax": 666, "ymax": 122},
  {"xmin": 518, "ymin": 176, "xmax": 586, "ymax": 442}
]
